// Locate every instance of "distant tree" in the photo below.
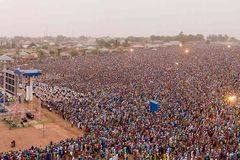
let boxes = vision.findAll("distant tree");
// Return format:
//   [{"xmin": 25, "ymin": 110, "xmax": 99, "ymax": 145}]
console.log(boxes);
[
  {"xmin": 38, "ymin": 50, "xmax": 45, "ymax": 59},
  {"xmin": 126, "ymin": 36, "xmax": 147, "ymax": 43},
  {"xmin": 82, "ymin": 49, "xmax": 86, "ymax": 56},
  {"xmin": 206, "ymin": 40, "xmax": 211, "ymax": 44},
  {"xmin": 229, "ymin": 37, "xmax": 239, "ymax": 42},
  {"xmin": 96, "ymin": 39, "xmax": 111, "ymax": 48},
  {"xmin": 207, "ymin": 34, "xmax": 229, "ymax": 42},
  {"xmin": 91, "ymin": 49, "xmax": 99, "ymax": 54},
  {"xmin": 150, "ymin": 35, "xmax": 161, "ymax": 41},
  {"xmin": 56, "ymin": 35, "xmax": 65, "ymax": 43},
  {"xmin": 57, "ymin": 48, "xmax": 62, "ymax": 57},
  {"xmin": 114, "ymin": 39, "xmax": 120, "ymax": 48},
  {"xmin": 207, "ymin": 35, "xmax": 218, "ymax": 42},
  {"xmin": 70, "ymin": 50, "xmax": 79, "ymax": 57},
  {"xmin": 150, "ymin": 33, "xmax": 204, "ymax": 43},
  {"xmin": 218, "ymin": 34, "xmax": 228, "ymax": 41},
  {"xmin": 78, "ymin": 36, "xmax": 88, "ymax": 41},
  {"xmin": 42, "ymin": 45, "xmax": 48, "ymax": 49},
  {"xmin": 49, "ymin": 50, "xmax": 56, "ymax": 56},
  {"xmin": 122, "ymin": 39, "xmax": 130, "ymax": 47},
  {"xmin": 195, "ymin": 34, "xmax": 205, "ymax": 41},
  {"xmin": 176, "ymin": 32, "xmax": 188, "ymax": 43},
  {"xmin": 12, "ymin": 41, "xmax": 16, "ymax": 48}
]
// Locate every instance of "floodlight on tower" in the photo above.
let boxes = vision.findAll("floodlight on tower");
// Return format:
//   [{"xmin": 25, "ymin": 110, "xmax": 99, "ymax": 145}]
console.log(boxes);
[
  {"xmin": 184, "ymin": 49, "xmax": 189, "ymax": 54},
  {"xmin": 228, "ymin": 95, "xmax": 237, "ymax": 103},
  {"xmin": 225, "ymin": 94, "xmax": 237, "ymax": 105}
]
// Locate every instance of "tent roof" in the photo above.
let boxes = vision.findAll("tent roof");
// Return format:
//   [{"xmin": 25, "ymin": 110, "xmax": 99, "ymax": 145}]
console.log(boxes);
[
  {"xmin": 15, "ymin": 69, "xmax": 42, "ymax": 77},
  {"xmin": 0, "ymin": 55, "xmax": 14, "ymax": 61}
]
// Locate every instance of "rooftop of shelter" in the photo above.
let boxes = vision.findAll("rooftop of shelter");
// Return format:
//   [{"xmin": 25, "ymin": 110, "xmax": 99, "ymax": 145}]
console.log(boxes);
[{"xmin": 14, "ymin": 69, "xmax": 42, "ymax": 77}]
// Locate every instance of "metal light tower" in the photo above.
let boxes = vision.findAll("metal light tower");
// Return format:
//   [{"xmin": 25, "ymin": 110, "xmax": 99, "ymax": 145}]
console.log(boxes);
[{"xmin": 0, "ymin": 55, "xmax": 14, "ymax": 103}]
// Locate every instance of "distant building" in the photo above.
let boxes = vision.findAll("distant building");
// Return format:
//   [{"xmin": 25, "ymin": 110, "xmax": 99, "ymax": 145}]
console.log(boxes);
[
  {"xmin": 99, "ymin": 48, "xmax": 110, "ymax": 53},
  {"xmin": 39, "ymin": 49, "xmax": 51, "ymax": 57},
  {"xmin": 163, "ymin": 41, "xmax": 181, "ymax": 47},
  {"xmin": 21, "ymin": 42, "xmax": 40, "ymax": 54},
  {"xmin": 18, "ymin": 51, "xmax": 38, "ymax": 59},
  {"xmin": 19, "ymin": 51, "xmax": 29, "ymax": 57},
  {"xmin": 131, "ymin": 44, "xmax": 145, "ymax": 49},
  {"xmin": 145, "ymin": 43, "xmax": 161, "ymax": 48},
  {"xmin": 49, "ymin": 42, "xmax": 56, "ymax": 46},
  {"xmin": 22, "ymin": 42, "xmax": 38, "ymax": 48}
]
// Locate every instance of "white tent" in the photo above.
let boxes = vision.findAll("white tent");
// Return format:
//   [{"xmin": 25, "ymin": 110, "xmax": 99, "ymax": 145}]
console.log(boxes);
[{"xmin": 0, "ymin": 55, "xmax": 14, "ymax": 61}]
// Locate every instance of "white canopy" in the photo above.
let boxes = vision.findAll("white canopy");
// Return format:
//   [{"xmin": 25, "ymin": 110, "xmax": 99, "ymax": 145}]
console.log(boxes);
[{"xmin": 0, "ymin": 55, "xmax": 14, "ymax": 61}]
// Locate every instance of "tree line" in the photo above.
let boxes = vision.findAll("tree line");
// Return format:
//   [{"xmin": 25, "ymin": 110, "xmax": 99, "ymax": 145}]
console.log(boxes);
[{"xmin": 129, "ymin": 32, "xmax": 239, "ymax": 43}]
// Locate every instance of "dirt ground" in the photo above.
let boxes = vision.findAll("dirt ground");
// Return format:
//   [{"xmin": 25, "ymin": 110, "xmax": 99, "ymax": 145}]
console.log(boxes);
[{"xmin": 0, "ymin": 98, "xmax": 83, "ymax": 152}]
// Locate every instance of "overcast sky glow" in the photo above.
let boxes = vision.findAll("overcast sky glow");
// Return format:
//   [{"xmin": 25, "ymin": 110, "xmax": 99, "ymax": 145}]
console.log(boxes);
[{"xmin": 0, "ymin": 0, "xmax": 239, "ymax": 37}]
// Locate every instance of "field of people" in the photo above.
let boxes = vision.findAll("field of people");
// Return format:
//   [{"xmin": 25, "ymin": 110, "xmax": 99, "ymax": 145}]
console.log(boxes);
[{"xmin": 1, "ymin": 44, "xmax": 240, "ymax": 159}]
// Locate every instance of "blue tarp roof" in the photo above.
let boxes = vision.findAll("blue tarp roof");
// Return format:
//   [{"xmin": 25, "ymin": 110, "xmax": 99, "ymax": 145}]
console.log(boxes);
[
  {"xmin": 150, "ymin": 100, "xmax": 158, "ymax": 104},
  {"xmin": 15, "ymin": 69, "xmax": 42, "ymax": 77}
]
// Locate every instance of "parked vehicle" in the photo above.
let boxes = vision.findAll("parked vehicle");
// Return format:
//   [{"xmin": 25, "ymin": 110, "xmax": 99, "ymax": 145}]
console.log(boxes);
[
  {"xmin": 21, "ymin": 117, "xmax": 28, "ymax": 123},
  {"xmin": 0, "ymin": 105, "xmax": 7, "ymax": 113},
  {"xmin": 26, "ymin": 112, "xmax": 34, "ymax": 119}
]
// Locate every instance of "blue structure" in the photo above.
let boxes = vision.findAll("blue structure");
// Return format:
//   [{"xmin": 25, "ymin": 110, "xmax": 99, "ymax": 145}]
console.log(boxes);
[
  {"xmin": 150, "ymin": 100, "xmax": 159, "ymax": 112},
  {"xmin": 0, "ymin": 91, "xmax": 4, "ymax": 103},
  {"xmin": 15, "ymin": 69, "xmax": 42, "ymax": 77},
  {"xmin": 14, "ymin": 69, "xmax": 41, "ymax": 101}
]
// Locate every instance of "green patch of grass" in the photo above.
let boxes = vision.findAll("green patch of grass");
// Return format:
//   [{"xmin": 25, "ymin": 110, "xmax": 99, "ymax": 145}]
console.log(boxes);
[{"xmin": 1, "ymin": 118, "xmax": 33, "ymax": 129}]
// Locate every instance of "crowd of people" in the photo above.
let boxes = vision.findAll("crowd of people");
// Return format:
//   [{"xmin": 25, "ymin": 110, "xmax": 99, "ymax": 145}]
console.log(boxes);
[{"xmin": 1, "ymin": 44, "xmax": 240, "ymax": 159}]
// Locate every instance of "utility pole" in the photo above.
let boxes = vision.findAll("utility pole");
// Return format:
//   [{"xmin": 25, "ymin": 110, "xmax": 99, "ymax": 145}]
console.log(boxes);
[
  {"xmin": 41, "ymin": 104, "xmax": 45, "ymax": 137},
  {"xmin": 3, "ymin": 60, "xmax": 6, "ymax": 103},
  {"xmin": 43, "ymin": 121, "xmax": 45, "ymax": 137}
]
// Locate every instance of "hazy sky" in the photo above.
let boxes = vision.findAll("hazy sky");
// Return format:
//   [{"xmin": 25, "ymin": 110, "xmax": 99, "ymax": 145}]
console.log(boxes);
[{"xmin": 0, "ymin": 0, "xmax": 239, "ymax": 37}]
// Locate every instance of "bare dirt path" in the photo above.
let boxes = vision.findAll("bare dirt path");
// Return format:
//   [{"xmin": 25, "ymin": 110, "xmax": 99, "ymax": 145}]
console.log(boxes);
[{"xmin": 0, "ymin": 102, "xmax": 83, "ymax": 152}]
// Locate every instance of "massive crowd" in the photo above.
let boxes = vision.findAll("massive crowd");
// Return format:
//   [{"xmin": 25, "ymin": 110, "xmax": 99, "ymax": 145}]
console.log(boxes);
[{"xmin": 1, "ymin": 44, "xmax": 240, "ymax": 159}]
